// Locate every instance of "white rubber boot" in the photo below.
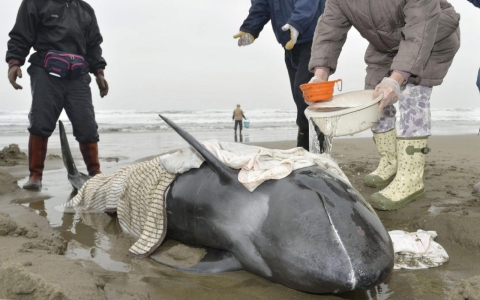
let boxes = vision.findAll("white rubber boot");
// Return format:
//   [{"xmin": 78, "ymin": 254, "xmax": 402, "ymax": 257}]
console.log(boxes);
[
  {"xmin": 364, "ymin": 128, "xmax": 397, "ymax": 188},
  {"xmin": 370, "ymin": 137, "xmax": 430, "ymax": 211}
]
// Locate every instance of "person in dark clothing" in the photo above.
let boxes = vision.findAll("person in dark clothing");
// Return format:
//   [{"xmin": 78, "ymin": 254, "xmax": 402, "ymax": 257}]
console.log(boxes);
[
  {"xmin": 469, "ymin": 0, "xmax": 480, "ymax": 195},
  {"xmin": 6, "ymin": 0, "xmax": 109, "ymax": 189},
  {"xmin": 468, "ymin": 0, "xmax": 480, "ymax": 7},
  {"xmin": 234, "ymin": 0, "xmax": 326, "ymax": 150}
]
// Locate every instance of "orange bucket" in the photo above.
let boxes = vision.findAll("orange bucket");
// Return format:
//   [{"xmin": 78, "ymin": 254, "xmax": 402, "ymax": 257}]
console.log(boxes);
[{"xmin": 300, "ymin": 79, "xmax": 342, "ymax": 102}]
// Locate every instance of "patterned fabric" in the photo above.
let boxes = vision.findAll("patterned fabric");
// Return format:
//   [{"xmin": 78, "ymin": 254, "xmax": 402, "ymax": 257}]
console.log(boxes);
[
  {"xmin": 56, "ymin": 157, "xmax": 177, "ymax": 257},
  {"xmin": 371, "ymin": 84, "xmax": 432, "ymax": 137}
]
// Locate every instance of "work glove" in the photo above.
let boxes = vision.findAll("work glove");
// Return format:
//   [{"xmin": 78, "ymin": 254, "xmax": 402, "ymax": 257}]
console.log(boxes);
[
  {"xmin": 94, "ymin": 69, "xmax": 109, "ymax": 98},
  {"xmin": 8, "ymin": 65, "xmax": 23, "ymax": 90},
  {"xmin": 309, "ymin": 67, "xmax": 330, "ymax": 83},
  {"xmin": 309, "ymin": 76, "xmax": 325, "ymax": 84},
  {"xmin": 374, "ymin": 77, "xmax": 401, "ymax": 112},
  {"xmin": 233, "ymin": 32, "xmax": 255, "ymax": 47},
  {"xmin": 281, "ymin": 24, "xmax": 299, "ymax": 50}
]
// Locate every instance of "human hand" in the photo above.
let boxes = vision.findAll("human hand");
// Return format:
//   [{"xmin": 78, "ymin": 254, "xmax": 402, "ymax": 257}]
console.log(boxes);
[
  {"xmin": 95, "ymin": 70, "xmax": 109, "ymax": 98},
  {"xmin": 8, "ymin": 65, "xmax": 23, "ymax": 90},
  {"xmin": 281, "ymin": 24, "xmax": 299, "ymax": 50},
  {"xmin": 233, "ymin": 32, "xmax": 255, "ymax": 47},
  {"xmin": 374, "ymin": 77, "xmax": 401, "ymax": 112},
  {"xmin": 309, "ymin": 68, "xmax": 329, "ymax": 83}
]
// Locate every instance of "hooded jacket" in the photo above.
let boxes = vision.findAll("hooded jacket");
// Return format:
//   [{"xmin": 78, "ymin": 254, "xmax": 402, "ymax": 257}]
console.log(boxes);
[
  {"xmin": 239, "ymin": 0, "xmax": 325, "ymax": 47},
  {"xmin": 6, "ymin": 0, "xmax": 106, "ymax": 73},
  {"xmin": 309, "ymin": 0, "xmax": 460, "ymax": 88}
]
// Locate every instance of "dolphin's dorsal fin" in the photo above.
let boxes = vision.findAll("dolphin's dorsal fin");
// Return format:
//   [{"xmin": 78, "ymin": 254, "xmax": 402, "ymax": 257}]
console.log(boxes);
[
  {"xmin": 59, "ymin": 121, "xmax": 91, "ymax": 190},
  {"xmin": 59, "ymin": 120, "xmax": 79, "ymax": 176},
  {"xmin": 159, "ymin": 114, "xmax": 236, "ymax": 184}
]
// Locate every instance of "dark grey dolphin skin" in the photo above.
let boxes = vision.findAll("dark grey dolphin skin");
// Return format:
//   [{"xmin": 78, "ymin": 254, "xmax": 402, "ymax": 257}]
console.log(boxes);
[
  {"xmin": 59, "ymin": 121, "xmax": 91, "ymax": 190},
  {"xmin": 60, "ymin": 116, "xmax": 394, "ymax": 294}
]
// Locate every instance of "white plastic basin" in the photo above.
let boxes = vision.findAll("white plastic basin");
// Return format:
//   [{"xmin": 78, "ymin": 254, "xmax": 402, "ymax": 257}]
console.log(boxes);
[{"xmin": 304, "ymin": 90, "xmax": 382, "ymax": 137}]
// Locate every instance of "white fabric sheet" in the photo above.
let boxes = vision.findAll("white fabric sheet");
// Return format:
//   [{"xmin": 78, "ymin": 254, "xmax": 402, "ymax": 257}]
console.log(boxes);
[
  {"xmin": 389, "ymin": 230, "xmax": 449, "ymax": 270},
  {"xmin": 160, "ymin": 140, "xmax": 350, "ymax": 192}
]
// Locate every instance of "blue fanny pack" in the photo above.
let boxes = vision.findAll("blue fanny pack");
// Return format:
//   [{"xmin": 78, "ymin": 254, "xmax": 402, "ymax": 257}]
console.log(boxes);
[{"xmin": 44, "ymin": 50, "xmax": 86, "ymax": 79}]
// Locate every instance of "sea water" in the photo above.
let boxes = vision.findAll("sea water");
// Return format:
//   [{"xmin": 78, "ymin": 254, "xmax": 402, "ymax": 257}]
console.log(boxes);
[{"xmin": 1, "ymin": 108, "xmax": 479, "ymax": 136}]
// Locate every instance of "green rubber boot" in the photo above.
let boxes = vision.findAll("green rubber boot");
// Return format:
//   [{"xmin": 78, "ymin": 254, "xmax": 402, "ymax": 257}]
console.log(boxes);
[
  {"xmin": 370, "ymin": 137, "xmax": 430, "ymax": 211},
  {"xmin": 364, "ymin": 128, "xmax": 397, "ymax": 188}
]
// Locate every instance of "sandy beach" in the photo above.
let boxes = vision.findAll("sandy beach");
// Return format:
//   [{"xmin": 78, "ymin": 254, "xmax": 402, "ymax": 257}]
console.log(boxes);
[{"xmin": 1, "ymin": 131, "xmax": 480, "ymax": 299}]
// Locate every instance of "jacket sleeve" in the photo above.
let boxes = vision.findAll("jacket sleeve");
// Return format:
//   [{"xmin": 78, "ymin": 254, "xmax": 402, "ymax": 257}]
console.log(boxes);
[
  {"xmin": 287, "ymin": 0, "xmax": 323, "ymax": 35},
  {"xmin": 391, "ymin": 0, "xmax": 440, "ymax": 77},
  {"xmin": 239, "ymin": 0, "xmax": 271, "ymax": 39},
  {"xmin": 6, "ymin": 0, "xmax": 39, "ymax": 65},
  {"xmin": 85, "ymin": 7, "xmax": 107, "ymax": 72},
  {"xmin": 468, "ymin": 0, "xmax": 480, "ymax": 8},
  {"xmin": 308, "ymin": 0, "xmax": 351, "ymax": 74}
]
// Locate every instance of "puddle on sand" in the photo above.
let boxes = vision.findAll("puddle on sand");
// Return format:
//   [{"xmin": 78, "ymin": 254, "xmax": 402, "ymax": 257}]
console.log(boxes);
[
  {"xmin": 428, "ymin": 199, "xmax": 462, "ymax": 214},
  {"xmin": 18, "ymin": 168, "xmax": 132, "ymax": 273}
]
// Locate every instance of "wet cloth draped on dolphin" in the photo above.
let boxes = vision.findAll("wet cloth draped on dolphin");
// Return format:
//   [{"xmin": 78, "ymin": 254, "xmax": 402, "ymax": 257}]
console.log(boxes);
[{"xmin": 56, "ymin": 140, "xmax": 351, "ymax": 257}]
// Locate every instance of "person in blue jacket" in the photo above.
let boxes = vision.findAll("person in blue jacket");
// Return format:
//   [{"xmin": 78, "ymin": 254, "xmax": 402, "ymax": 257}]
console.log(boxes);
[{"xmin": 234, "ymin": 0, "xmax": 326, "ymax": 150}]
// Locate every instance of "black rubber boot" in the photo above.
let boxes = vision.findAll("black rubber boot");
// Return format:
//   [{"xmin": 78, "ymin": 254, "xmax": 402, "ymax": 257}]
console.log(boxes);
[{"xmin": 297, "ymin": 129, "xmax": 309, "ymax": 151}]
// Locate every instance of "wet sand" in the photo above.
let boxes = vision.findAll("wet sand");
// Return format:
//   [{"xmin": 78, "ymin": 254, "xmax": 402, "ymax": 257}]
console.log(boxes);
[{"xmin": 1, "ymin": 132, "xmax": 480, "ymax": 299}]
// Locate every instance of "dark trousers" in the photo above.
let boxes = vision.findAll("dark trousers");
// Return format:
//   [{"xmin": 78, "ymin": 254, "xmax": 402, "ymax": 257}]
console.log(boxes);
[
  {"xmin": 27, "ymin": 65, "xmax": 99, "ymax": 143},
  {"xmin": 285, "ymin": 41, "xmax": 312, "ymax": 132},
  {"xmin": 477, "ymin": 68, "xmax": 480, "ymax": 92},
  {"xmin": 234, "ymin": 120, "xmax": 243, "ymax": 132}
]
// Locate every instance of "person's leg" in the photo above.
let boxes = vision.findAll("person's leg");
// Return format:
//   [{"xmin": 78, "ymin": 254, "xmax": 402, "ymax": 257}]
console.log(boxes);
[
  {"xmin": 371, "ymin": 84, "xmax": 432, "ymax": 210},
  {"xmin": 64, "ymin": 73, "xmax": 101, "ymax": 176},
  {"xmin": 239, "ymin": 120, "xmax": 243, "ymax": 133},
  {"xmin": 24, "ymin": 65, "xmax": 66, "ymax": 189},
  {"xmin": 285, "ymin": 44, "xmax": 310, "ymax": 150},
  {"xmin": 234, "ymin": 121, "xmax": 239, "ymax": 133},
  {"xmin": 365, "ymin": 105, "xmax": 398, "ymax": 188}
]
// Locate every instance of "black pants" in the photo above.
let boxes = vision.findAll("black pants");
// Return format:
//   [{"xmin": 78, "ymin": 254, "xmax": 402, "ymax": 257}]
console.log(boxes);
[
  {"xmin": 27, "ymin": 65, "xmax": 99, "ymax": 143},
  {"xmin": 285, "ymin": 41, "xmax": 312, "ymax": 132},
  {"xmin": 234, "ymin": 120, "xmax": 243, "ymax": 132}
]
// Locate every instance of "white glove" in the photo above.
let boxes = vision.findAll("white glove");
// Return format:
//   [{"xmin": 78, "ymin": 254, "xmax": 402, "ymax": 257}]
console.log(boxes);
[
  {"xmin": 281, "ymin": 24, "xmax": 299, "ymax": 50},
  {"xmin": 233, "ymin": 32, "xmax": 255, "ymax": 47},
  {"xmin": 375, "ymin": 77, "xmax": 401, "ymax": 112},
  {"xmin": 309, "ymin": 76, "xmax": 325, "ymax": 83}
]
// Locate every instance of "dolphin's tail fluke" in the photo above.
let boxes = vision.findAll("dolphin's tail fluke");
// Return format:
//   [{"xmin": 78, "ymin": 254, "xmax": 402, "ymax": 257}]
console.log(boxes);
[
  {"xmin": 159, "ymin": 114, "xmax": 236, "ymax": 184},
  {"xmin": 59, "ymin": 121, "xmax": 91, "ymax": 190}
]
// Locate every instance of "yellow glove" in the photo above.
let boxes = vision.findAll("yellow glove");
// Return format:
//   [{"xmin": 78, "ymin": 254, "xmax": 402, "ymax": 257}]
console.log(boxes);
[
  {"xmin": 282, "ymin": 24, "xmax": 299, "ymax": 50},
  {"xmin": 233, "ymin": 32, "xmax": 255, "ymax": 47}
]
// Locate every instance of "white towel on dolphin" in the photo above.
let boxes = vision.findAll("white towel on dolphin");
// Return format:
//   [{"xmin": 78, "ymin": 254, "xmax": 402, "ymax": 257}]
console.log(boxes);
[
  {"xmin": 389, "ymin": 230, "xmax": 449, "ymax": 269},
  {"xmin": 160, "ymin": 140, "xmax": 350, "ymax": 192}
]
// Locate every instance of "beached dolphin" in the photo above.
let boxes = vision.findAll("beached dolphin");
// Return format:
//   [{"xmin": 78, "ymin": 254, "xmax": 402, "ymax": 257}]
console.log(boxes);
[{"xmin": 59, "ymin": 117, "xmax": 394, "ymax": 294}]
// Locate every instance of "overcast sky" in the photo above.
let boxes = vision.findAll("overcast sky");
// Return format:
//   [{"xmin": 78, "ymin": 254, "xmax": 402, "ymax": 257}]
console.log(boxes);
[{"xmin": 1, "ymin": 0, "xmax": 479, "ymax": 112}]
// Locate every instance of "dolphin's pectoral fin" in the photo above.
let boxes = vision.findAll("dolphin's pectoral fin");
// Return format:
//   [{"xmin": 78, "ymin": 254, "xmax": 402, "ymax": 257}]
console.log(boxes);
[
  {"xmin": 176, "ymin": 248, "xmax": 243, "ymax": 273},
  {"xmin": 150, "ymin": 240, "xmax": 242, "ymax": 274}
]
